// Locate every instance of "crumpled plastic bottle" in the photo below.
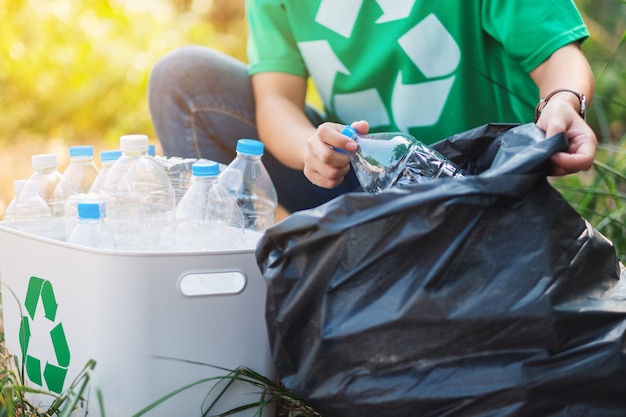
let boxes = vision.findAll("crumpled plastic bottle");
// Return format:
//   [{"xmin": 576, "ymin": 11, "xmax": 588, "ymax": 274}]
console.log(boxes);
[{"xmin": 341, "ymin": 125, "xmax": 464, "ymax": 193}]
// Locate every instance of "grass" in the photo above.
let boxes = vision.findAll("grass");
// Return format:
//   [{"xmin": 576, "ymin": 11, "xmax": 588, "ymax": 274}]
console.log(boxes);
[
  {"xmin": 0, "ymin": 341, "xmax": 102, "ymax": 417},
  {"xmin": 0, "ymin": 333, "xmax": 319, "ymax": 417},
  {"xmin": 551, "ymin": 140, "xmax": 626, "ymax": 263},
  {"xmin": 130, "ymin": 363, "xmax": 321, "ymax": 417},
  {"xmin": 0, "ymin": 287, "xmax": 316, "ymax": 416}
]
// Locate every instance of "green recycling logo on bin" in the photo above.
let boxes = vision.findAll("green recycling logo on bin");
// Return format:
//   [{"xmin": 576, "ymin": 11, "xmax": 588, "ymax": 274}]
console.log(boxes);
[{"xmin": 18, "ymin": 276, "xmax": 70, "ymax": 394}]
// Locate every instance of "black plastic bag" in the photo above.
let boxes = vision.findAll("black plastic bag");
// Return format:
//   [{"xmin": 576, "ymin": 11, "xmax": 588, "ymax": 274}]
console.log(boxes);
[{"xmin": 256, "ymin": 123, "xmax": 626, "ymax": 417}]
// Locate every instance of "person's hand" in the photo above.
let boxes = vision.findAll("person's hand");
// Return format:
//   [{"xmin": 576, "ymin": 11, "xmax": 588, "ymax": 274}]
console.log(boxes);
[
  {"xmin": 303, "ymin": 121, "xmax": 367, "ymax": 188},
  {"xmin": 536, "ymin": 96, "xmax": 597, "ymax": 176}
]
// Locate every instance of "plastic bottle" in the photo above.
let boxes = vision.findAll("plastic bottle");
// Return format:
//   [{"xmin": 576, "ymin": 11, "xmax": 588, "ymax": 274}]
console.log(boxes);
[
  {"xmin": 11, "ymin": 180, "xmax": 52, "ymax": 234},
  {"xmin": 88, "ymin": 149, "xmax": 123, "ymax": 194},
  {"xmin": 101, "ymin": 134, "xmax": 175, "ymax": 250},
  {"xmin": 166, "ymin": 160, "xmax": 245, "ymax": 250},
  {"xmin": 2, "ymin": 179, "xmax": 27, "ymax": 226},
  {"xmin": 340, "ymin": 125, "xmax": 464, "ymax": 194},
  {"xmin": 64, "ymin": 192, "xmax": 106, "ymax": 241},
  {"xmin": 62, "ymin": 145, "xmax": 100, "ymax": 193},
  {"xmin": 68, "ymin": 201, "xmax": 117, "ymax": 250},
  {"xmin": 17, "ymin": 154, "xmax": 77, "ymax": 239},
  {"xmin": 155, "ymin": 156, "xmax": 197, "ymax": 205},
  {"xmin": 64, "ymin": 150, "xmax": 121, "ymax": 239},
  {"xmin": 218, "ymin": 139, "xmax": 277, "ymax": 232}
]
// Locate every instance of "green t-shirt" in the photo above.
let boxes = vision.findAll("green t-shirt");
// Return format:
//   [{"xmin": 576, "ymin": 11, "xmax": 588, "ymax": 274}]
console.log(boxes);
[{"xmin": 247, "ymin": 0, "xmax": 588, "ymax": 144}]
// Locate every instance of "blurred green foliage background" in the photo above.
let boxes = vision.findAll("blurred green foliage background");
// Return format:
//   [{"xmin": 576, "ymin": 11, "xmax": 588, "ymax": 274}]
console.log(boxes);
[
  {"xmin": 576, "ymin": 0, "xmax": 626, "ymax": 144},
  {"xmin": 0, "ymin": 0, "xmax": 246, "ymax": 147}
]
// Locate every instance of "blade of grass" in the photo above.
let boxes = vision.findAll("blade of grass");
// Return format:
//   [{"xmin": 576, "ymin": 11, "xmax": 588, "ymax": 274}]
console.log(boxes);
[{"xmin": 130, "ymin": 357, "xmax": 320, "ymax": 417}]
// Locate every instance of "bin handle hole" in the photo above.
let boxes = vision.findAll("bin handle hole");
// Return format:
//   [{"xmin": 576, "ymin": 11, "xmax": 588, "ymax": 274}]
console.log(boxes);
[{"xmin": 179, "ymin": 272, "xmax": 246, "ymax": 296}]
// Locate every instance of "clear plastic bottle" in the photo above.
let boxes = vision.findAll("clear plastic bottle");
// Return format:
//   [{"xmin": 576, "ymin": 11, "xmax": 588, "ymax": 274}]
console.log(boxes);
[
  {"xmin": 68, "ymin": 201, "xmax": 117, "ymax": 250},
  {"xmin": 2, "ymin": 179, "xmax": 27, "ymax": 226},
  {"xmin": 64, "ymin": 192, "xmax": 104, "ymax": 241},
  {"xmin": 88, "ymin": 149, "xmax": 122, "ymax": 194},
  {"xmin": 101, "ymin": 134, "xmax": 175, "ymax": 251},
  {"xmin": 156, "ymin": 156, "xmax": 198, "ymax": 205},
  {"xmin": 176, "ymin": 160, "xmax": 221, "ymax": 220},
  {"xmin": 166, "ymin": 160, "xmax": 245, "ymax": 250},
  {"xmin": 218, "ymin": 139, "xmax": 277, "ymax": 232},
  {"xmin": 17, "ymin": 153, "xmax": 77, "ymax": 239},
  {"xmin": 340, "ymin": 125, "xmax": 464, "ymax": 194},
  {"xmin": 8, "ymin": 180, "xmax": 52, "ymax": 235},
  {"xmin": 64, "ymin": 150, "xmax": 121, "ymax": 239},
  {"xmin": 62, "ymin": 145, "xmax": 100, "ymax": 193}
]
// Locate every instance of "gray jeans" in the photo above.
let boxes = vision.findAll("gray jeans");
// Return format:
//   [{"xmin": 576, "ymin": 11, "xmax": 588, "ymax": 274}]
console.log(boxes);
[{"xmin": 148, "ymin": 45, "xmax": 359, "ymax": 213}]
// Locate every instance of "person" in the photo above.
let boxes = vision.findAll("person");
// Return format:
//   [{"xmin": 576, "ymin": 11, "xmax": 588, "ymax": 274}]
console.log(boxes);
[{"xmin": 148, "ymin": 0, "xmax": 597, "ymax": 214}]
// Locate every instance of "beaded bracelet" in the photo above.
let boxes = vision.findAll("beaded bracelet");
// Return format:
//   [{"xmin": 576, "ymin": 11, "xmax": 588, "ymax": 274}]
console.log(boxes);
[{"xmin": 534, "ymin": 88, "xmax": 587, "ymax": 122}]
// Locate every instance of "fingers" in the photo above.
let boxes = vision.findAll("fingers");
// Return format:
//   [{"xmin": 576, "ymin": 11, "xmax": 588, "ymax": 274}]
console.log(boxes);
[
  {"xmin": 350, "ymin": 120, "xmax": 370, "ymax": 136},
  {"xmin": 536, "ymin": 101, "xmax": 597, "ymax": 176},
  {"xmin": 549, "ymin": 128, "xmax": 596, "ymax": 175},
  {"xmin": 303, "ymin": 123, "xmax": 353, "ymax": 188},
  {"xmin": 550, "ymin": 150, "xmax": 594, "ymax": 176},
  {"xmin": 318, "ymin": 123, "xmax": 358, "ymax": 153}
]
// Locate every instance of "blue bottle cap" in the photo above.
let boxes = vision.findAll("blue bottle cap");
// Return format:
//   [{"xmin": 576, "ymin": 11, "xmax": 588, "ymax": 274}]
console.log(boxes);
[
  {"xmin": 69, "ymin": 145, "xmax": 94, "ymax": 157},
  {"xmin": 191, "ymin": 160, "xmax": 220, "ymax": 177},
  {"xmin": 148, "ymin": 144, "xmax": 156, "ymax": 157},
  {"xmin": 341, "ymin": 125, "xmax": 357, "ymax": 138},
  {"xmin": 334, "ymin": 125, "xmax": 359, "ymax": 154},
  {"xmin": 77, "ymin": 201, "xmax": 103, "ymax": 219},
  {"xmin": 236, "ymin": 139, "xmax": 264, "ymax": 156},
  {"xmin": 100, "ymin": 150, "xmax": 122, "ymax": 162}
]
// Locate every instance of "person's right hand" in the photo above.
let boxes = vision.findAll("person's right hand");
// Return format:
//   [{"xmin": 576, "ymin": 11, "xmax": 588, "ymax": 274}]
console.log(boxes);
[{"xmin": 303, "ymin": 121, "xmax": 368, "ymax": 188}]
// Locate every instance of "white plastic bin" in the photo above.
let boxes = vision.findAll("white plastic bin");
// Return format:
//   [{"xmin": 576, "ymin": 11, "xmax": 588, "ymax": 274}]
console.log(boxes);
[{"xmin": 0, "ymin": 224, "xmax": 276, "ymax": 417}]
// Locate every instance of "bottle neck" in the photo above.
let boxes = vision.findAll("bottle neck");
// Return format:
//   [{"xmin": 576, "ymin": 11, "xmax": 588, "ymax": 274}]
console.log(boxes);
[
  {"xmin": 34, "ymin": 166, "xmax": 57, "ymax": 174},
  {"xmin": 237, "ymin": 152, "xmax": 262, "ymax": 161},
  {"xmin": 78, "ymin": 217, "xmax": 102, "ymax": 224},
  {"xmin": 193, "ymin": 176, "xmax": 219, "ymax": 184},
  {"xmin": 70, "ymin": 156, "xmax": 94, "ymax": 163},
  {"xmin": 122, "ymin": 150, "xmax": 148, "ymax": 158}
]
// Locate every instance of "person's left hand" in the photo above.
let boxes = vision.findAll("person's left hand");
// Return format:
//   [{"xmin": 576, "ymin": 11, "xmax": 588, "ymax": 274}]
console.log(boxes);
[{"xmin": 536, "ymin": 96, "xmax": 597, "ymax": 176}]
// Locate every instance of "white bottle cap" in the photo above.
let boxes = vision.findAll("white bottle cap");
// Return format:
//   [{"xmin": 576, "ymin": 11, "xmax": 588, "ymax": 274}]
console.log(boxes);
[
  {"xmin": 120, "ymin": 134, "xmax": 149, "ymax": 153},
  {"xmin": 32, "ymin": 154, "xmax": 58, "ymax": 169}
]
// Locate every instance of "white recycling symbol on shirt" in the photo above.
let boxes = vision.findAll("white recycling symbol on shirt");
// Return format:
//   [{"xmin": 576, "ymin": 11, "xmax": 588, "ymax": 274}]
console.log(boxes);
[{"xmin": 299, "ymin": 0, "xmax": 460, "ymax": 131}]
